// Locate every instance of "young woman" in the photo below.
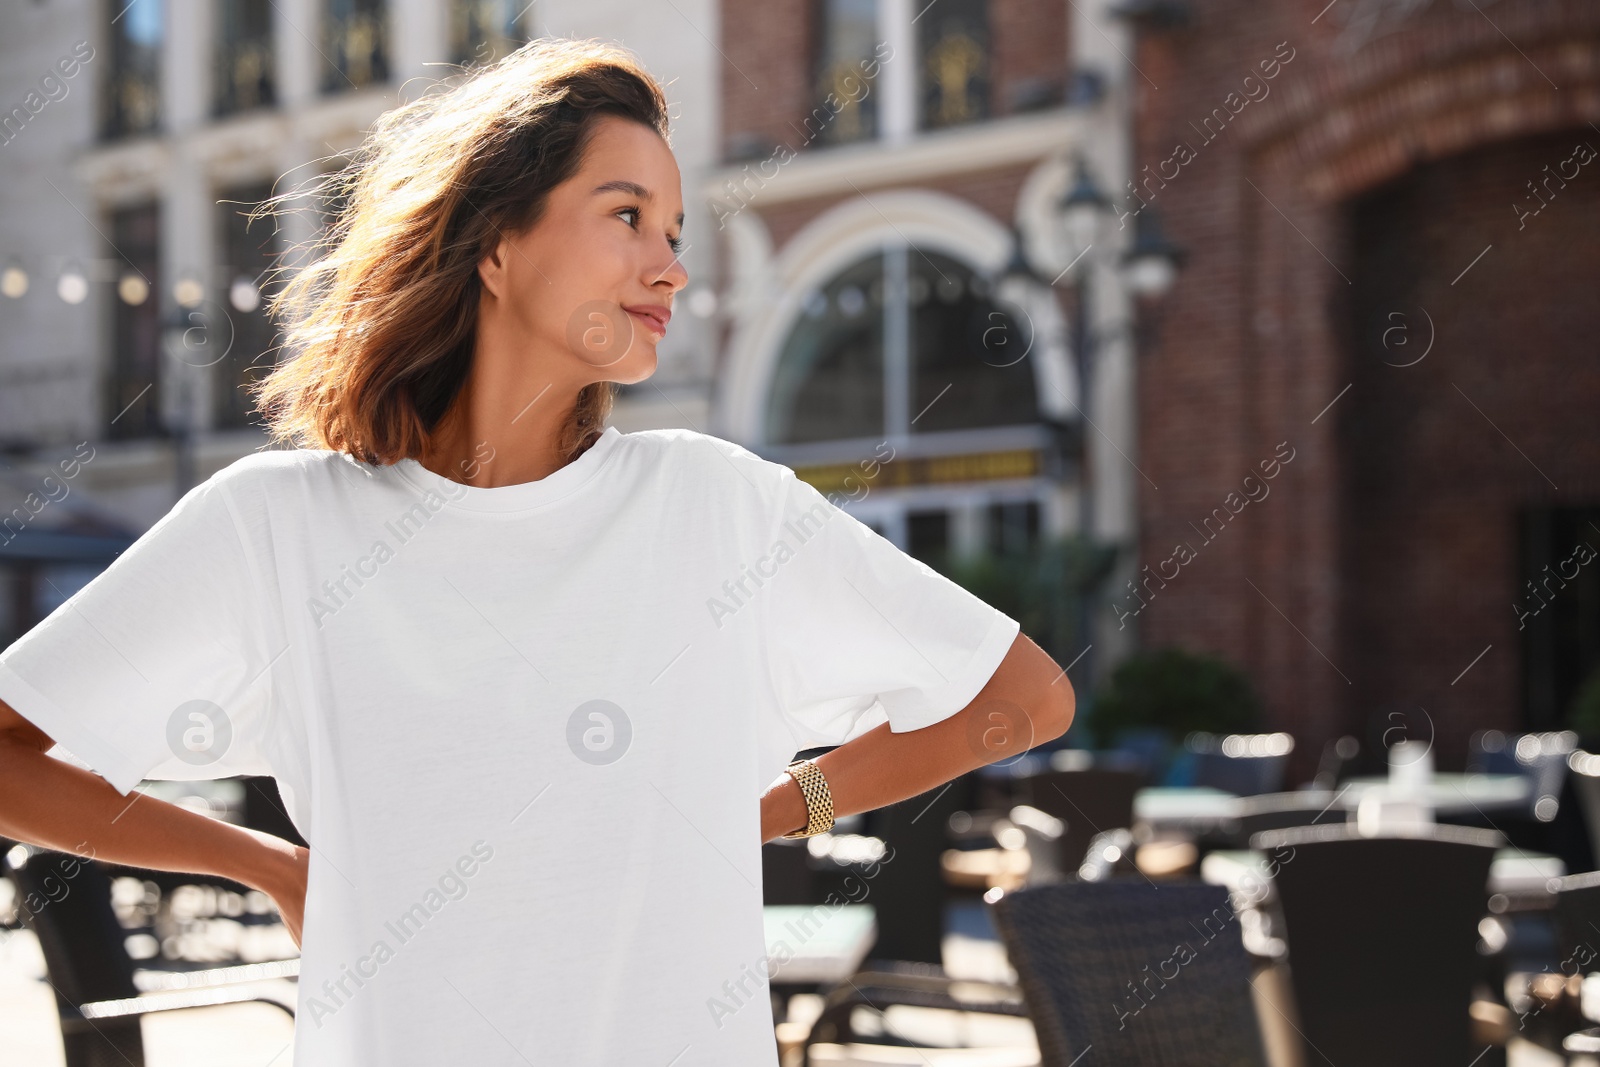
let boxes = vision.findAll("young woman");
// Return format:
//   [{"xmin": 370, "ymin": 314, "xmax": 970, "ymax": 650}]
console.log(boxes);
[{"xmin": 0, "ymin": 37, "xmax": 1073, "ymax": 1065}]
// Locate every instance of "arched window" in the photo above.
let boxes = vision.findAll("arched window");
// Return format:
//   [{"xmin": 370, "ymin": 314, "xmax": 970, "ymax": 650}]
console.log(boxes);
[{"xmin": 765, "ymin": 245, "xmax": 1038, "ymax": 445}]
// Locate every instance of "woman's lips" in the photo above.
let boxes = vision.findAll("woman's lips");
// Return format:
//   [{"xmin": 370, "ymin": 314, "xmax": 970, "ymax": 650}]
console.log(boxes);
[{"xmin": 624, "ymin": 307, "xmax": 668, "ymax": 337}]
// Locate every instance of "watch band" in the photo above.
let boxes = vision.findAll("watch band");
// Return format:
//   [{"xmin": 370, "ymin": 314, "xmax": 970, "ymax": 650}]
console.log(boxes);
[{"xmin": 781, "ymin": 758, "xmax": 835, "ymax": 838}]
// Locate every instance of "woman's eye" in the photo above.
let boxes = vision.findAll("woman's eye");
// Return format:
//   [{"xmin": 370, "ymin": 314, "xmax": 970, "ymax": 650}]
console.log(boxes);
[{"xmin": 621, "ymin": 207, "xmax": 684, "ymax": 255}]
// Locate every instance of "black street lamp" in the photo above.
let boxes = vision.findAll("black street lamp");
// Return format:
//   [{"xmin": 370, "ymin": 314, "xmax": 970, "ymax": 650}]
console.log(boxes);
[
  {"xmin": 160, "ymin": 304, "xmax": 198, "ymax": 498},
  {"xmin": 1058, "ymin": 155, "xmax": 1113, "ymax": 271},
  {"xmin": 160, "ymin": 275, "xmax": 220, "ymax": 497},
  {"xmin": 997, "ymin": 153, "xmax": 1186, "ymax": 700},
  {"xmin": 1123, "ymin": 203, "xmax": 1187, "ymax": 299}
]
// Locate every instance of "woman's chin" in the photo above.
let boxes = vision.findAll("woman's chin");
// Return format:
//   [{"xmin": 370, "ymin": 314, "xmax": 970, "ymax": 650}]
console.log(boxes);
[{"xmin": 610, "ymin": 347, "xmax": 659, "ymax": 385}]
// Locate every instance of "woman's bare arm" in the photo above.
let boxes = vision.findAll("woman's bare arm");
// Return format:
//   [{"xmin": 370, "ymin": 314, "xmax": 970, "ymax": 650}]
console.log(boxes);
[
  {"xmin": 760, "ymin": 631, "xmax": 1075, "ymax": 842},
  {"xmin": 0, "ymin": 697, "xmax": 309, "ymax": 946}
]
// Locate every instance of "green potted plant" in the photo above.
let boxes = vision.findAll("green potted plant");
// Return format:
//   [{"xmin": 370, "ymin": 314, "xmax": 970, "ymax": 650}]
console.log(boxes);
[
  {"xmin": 936, "ymin": 532, "xmax": 1117, "ymax": 686},
  {"xmin": 1566, "ymin": 665, "xmax": 1600, "ymax": 750},
  {"xmin": 1089, "ymin": 646, "xmax": 1265, "ymax": 784}
]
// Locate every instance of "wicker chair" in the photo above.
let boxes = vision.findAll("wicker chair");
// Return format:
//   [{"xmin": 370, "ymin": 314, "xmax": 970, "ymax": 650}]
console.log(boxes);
[
  {"xmin": 989, "ymin": 879, "xmax": 1267, "ymax": 1067},
  {"xmin": 1250, "ymin": 822, "xmax": 1501, "ymax": 1067},
  {"xmin": 800, "ymin": 879, "xmax": 1270, "ymax": 1066}
]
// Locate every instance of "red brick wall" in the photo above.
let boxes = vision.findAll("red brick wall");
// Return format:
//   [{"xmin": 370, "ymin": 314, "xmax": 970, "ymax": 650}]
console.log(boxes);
[
  {"xmin": 719, "ymin": 0, "xmax": 1071, "ymax": 160},
  {"xmin": 1339, "ymin": 128, "xmax": 1600, "ymax": 764},
  {"xmin": 989, "ymin": 0, "xmax": 1068, "ymax": 114},
  {"xmin": 1129, "ymin": 0, "xmax": 1600, "ymax": 777},
  {"xmin": 755, "ymin": 163, "xmax": 1030, "ymax": 251},
  {"xmin": 719, "ymin": 0, "xmax": 815, "ymax": 160}
]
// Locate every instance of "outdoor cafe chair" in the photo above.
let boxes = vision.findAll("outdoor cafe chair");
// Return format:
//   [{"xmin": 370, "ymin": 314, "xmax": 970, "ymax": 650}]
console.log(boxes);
[
  {"xmin": 3, "ymin": 843, "xmax": 297, "ymax": 1067},
  {"xmin": 1501, "ymin": 868, "xmax": 1600, "ymax": 1053},
  {"xmin": 1186, "ymin": 732, "xmax": 1294, "ymax": 797},
  {"xmin": 1017, "ymin": 768, "xmax": 1141, "ymax": 880},
  {"xmin": 1565, "ymin": 750, "xmax": 1600, "ymax": 870},
  {"xmin": 864, "ymin": 776, "xmax": 971, "ymax": 966},
  {"xmin": 1552, "ymin": 868, "xmax": 1600, "ymax": 969},
  {"xmin": 1306, "ymin": 734, "xmax": 1360, "ymax": 791},
  {"xmin": 1249, "ymin": 822, "xmax": 1503, "ymax": 1067},
  {"xmin": 1199, "ymin": 789, "xmax": 1351, "ymax": 851},
  {"xmin": 1469, "ymin": 729, "xmax": 1578, "ymax": 822},
  {"xmin": 763, "ymin": 836, "xmax": 821, "ymax": 906},
  {"xmin": 801, "ymin": 879, "xmax": 1269, "ymax": 1067},
  {"xmin": 801, "ymin": 962, "xmax": 1037, "ymax": 1066},
  {"xmin": 989, "ymin": 879, "xmax": 1268, "ymax": 1067}
]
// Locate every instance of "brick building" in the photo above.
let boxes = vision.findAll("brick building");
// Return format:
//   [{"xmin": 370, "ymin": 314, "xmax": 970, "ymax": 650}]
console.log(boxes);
[
  {"xmin": 1125, "ymin": 0, "xmax": 1600, "ymax": 776},
  {"xmin": 708, "ymin": 0, "xmax": 1150, "ymax": 694}
]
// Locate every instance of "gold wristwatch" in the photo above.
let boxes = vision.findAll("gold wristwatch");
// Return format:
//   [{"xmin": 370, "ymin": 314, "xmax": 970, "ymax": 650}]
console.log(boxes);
[{"xmin": 781, "ymin": 758, "xmax": 835, "ymax": 838}]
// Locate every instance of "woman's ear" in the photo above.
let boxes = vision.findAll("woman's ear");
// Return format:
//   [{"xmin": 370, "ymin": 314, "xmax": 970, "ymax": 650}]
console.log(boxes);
[{"xmin": 477, "ymin": 236, "xmax": 510, "ymax": 299}]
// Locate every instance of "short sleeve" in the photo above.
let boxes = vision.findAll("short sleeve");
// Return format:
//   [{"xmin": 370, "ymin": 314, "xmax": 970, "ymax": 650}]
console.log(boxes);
[
  {"xmin": 755, "ymin": 465, "xmax": 1021, "ymax": 751},
  {"xmin": 0, "ymin": 473, "xmax": 277, "ymax": 796}
]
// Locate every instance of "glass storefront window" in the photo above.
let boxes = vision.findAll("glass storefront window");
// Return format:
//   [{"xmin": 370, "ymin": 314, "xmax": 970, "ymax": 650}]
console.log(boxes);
[
  {"xmin": 810, "ymin": 0, "xmax": 881, "ymax": 148},
  {"xmin": 766, "ymin": 246, "xmax": 1037, "ymax": 445},
  {"xmin": 103, "ymin": 0, "xmax": 163, "ymax": 140},
  {"xmin": 917, "ymin": 0, "xmax": 989, "ymax": 131},
  {"xmin": 107, "ymin": 203, "xmax": 163, "ymax": 439},
  {"xmin": 215, "ymin": 0, "xmax": 275, "ymax": 117},
  {"xmin": 321, "ymin": 0, "xmax": 389, "ymax": 94},
  {"xmin": 450, "ymin": 0, "xmax": 530, "ymax": 68},
  {"xmin": 908, "ymin": 248, "xmax": 1037, "ymax": 433},
  {"xmin": 766, "ymin": 251, "xmax": 887, "ymax": 444}
]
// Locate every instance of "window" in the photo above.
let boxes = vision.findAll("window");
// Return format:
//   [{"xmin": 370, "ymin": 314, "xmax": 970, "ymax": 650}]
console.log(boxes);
[
  {"xmin": 809, "ymin": 0, "xmax": 881, "ymax": 148},
  {"xmin": 320, "ymin": 0, "xmax": 388, "ymax": 94},
  {"xmin": 988, "ymin": 500, "xmax": 1040, "ymax": 555},
  {"xmin": 215, "ymin": 0, "xmax": 275, "ymax": 117},
  {"xmin": 214, "ymin": 185, "xmax": 281, "ymax": 430},
  {"xmin": 767, "ymin": 251, "xmax": 885, "ymax": 444},
  {"xmin": 907, "ymin": 248, "xmax": 1036, "ymax": 434},
  {"xmin": 908, "ymin": 508, "xmax": 951, "ymax": 566},
  {"xmin": 107, "ymin": 203, "xmax": 163, "ymax": 440},
  {"xmin": 766, "ymin": 246, "xmax": 1037, "ymax": 446},
  {"xmin": 917, "ymin": 0, "xmax": 989, "ymax": 131},
  {"xmin": 450, "ymin": 0, "xmax": 529, "ymax": 69},
  {"xmin": 103, "ymin": 0, "xmax": 163, "ymax": 140}
]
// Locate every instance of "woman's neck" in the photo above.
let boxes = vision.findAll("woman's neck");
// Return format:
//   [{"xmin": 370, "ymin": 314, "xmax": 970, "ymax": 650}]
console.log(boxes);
[{"xmin": 418, "ymin": 387, "xmax": 587, "ymax": 489}]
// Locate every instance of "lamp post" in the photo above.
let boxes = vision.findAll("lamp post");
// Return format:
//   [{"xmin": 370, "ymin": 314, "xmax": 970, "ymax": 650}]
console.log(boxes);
[
  {"xmin": 1122, "ymin": 202, "xmax": 1188, "ymax": 302},
  {"xmin": 161, "ymin": 305, "xmax": 198, "ymax": 497},
  {"xmin": 160, "ymin": 274, "xmax": 217, "ymax": 497},
  {"xmin": 999, "ymin": 152, "xmax": 1184, "ymax": 701},
  {"xmin": 1056, "ymin": 156, "xmax": 1113, "ymax": 549}
]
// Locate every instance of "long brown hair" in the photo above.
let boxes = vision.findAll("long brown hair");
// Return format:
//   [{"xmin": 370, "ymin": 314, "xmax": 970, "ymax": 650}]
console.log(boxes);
[{"xmin": 249, "ymin": 37, "xmax": 672, "ymax": 466}]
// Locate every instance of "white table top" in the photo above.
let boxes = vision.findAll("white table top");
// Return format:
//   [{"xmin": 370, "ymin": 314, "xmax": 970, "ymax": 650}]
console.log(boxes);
[
  {"xmin": 1200, "ymin": 846, "xmax": 1564, "ymax": 901},
  {"xmin": 1133, "ymin": 787, "xmax": 1241, "ymax": 826},
  {"xmin": 1336, "ymin": 774, "xmax": 1531, "ymax": 815},
  {"xmin": 764, "ymin": 904, "xmax": 876, "ymax": 985},
  {"xmin": 1133, "ymin": 774, "xmax": 1533, "ymax": 830}
]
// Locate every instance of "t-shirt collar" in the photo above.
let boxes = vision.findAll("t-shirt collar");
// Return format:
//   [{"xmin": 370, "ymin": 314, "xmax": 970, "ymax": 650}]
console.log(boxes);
[{"xmin": 389, "ymin": 425, "xmax": 622, "ymax": 512}]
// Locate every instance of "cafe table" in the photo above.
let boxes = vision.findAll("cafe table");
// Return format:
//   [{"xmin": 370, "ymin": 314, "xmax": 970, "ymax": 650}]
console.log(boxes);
[
  {"xmin": 1132, "ymin": 786, "xmax": 1244, "ymax": 834},
  {"xmin": 763, "ymin": 903, "xmax": 877, "ymax": 985},
  {"xmin": 1335, "ymin": 773, "xmax": 1532, "ymax": 817},
  {"xmin": 1132, "ymin": 774, "xmax": 1533, "ymax": 835},
  {"xmin": 1199, "ymin": 846, "xmax": 1565, "ymax": 905}
]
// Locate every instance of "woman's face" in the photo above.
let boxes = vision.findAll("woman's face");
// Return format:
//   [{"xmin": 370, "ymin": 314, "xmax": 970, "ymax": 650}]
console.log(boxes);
[{"xmin": 476, "ymin": 113, "xmax": 688, "ymax": 389}]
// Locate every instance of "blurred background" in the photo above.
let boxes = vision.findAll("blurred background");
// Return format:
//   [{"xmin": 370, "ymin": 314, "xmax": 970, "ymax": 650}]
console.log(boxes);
[{"xmin": 3, "ymin": 1, "xmax": 1600, "ymax": 1065}]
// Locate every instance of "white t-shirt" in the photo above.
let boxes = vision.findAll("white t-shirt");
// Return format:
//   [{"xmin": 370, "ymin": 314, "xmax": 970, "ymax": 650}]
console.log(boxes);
[{"xmin": 0, "ymin": 425, "xmax": 1020, "ymax": 1065}]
